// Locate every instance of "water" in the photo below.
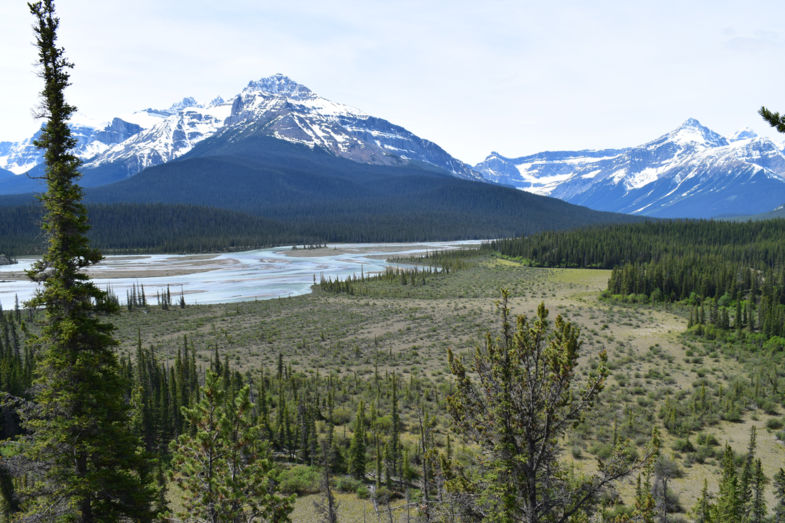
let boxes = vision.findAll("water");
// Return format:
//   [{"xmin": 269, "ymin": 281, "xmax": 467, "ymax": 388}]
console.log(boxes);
[{"xmin": 0, "ymin": 241, "xmax": 482, "ymax": 309}]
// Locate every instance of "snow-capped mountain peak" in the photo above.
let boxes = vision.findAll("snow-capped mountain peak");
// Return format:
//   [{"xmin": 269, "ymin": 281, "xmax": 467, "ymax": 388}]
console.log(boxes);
[
  {"xmin": 664, "ymin": 118, "xmax": 728, "ymax": 149},
  {"xmin": 731, "ymin": 127, "xmax": 758, "ymax": 142},
  {"xmin": 167, "ymin": 96, "xmax": 199, "ymax": 113},
  {"xmin": 0, "ymin": 74, "xmax": 480, "ymax": 185},
  {"xmin": 475, "ymin": 119, "xmax": 785, "ymax": 218},
  {"xmin": 243, "ymin": 74, "xmax": 314, "ymax": 100}
]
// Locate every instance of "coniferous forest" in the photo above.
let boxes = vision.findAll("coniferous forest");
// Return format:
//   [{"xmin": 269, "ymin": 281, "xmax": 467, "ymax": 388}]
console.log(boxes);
[
  {"xmin": 2, "ymin": 2, "xmax": 785, "ymax": 522},
  {"xmin": 494, "ymin": 219, "xmax": 785, "ymax": 344}
]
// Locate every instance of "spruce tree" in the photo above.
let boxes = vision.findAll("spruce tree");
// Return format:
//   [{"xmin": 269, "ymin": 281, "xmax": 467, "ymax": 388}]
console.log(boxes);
[
  {"xmin": 691, "ymin": 479, "xmax": 714, "ymax": 523},
  {"xmin": 170, "ymin": 370, "xmax": 293, "ymax": 522},
  {"xmin": 773, "ymin": 468, "xmax": 785, "ymax": 522},
  {"xmin": 751, "ymin": 458, "xmax": 767, "ymax": 523},
  {"xmin": 348, "ymin": 400, "xmax": 367, "ymax": 480},
  {"xmin": 714, "ymin": 445, "xmax": 741, "ymax": 522},
  {"xmin": 739, "ymin": 426, "xmax": 757, "ymax": 519},
  {"xmin": 19, "ymin": 1, "xmax": 155, "ymax": 520}
]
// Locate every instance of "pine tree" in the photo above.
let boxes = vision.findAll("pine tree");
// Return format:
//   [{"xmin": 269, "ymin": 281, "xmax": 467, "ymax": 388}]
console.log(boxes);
[
  {"xmin": 170, "ymin": 370, "xmax": 293, "ymax": 522},
  {"xmin": 691, "ymin": 479, "xmax": 713, "ymax": 523},
  {"xmin": 773, "ymin": 468, "xmax": 785, "ymax": 522},
  {"xmin": 739, "ymin": 426, "xmax": 757, "ymax": 520},
  {"xmin": 714, "ymin": 444, "xmax": 740, "ymax": 522},
  {"xmin": 446, "ymin": 292, "xmax": 647, "ymax": 522},
  {"xmin": 634, "ymin": 473, "xmax": 656, "ymax": 523},
  {"xmin": 19, "ymin": 1, "xmax": 155, "ymax": 520},
  {"xmin": 348, "ymin": 400, "xmax": 367, "ymax": 480},
  {"xmin": 750, "ymin": 458, "xmax": 767, "ymax": 523}
]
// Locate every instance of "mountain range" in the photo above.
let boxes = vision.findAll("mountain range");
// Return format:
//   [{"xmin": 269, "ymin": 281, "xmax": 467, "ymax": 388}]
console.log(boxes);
[
  {"xmin": 473, "ymin": 119, "xmax": 785, "ymax": 218},
  {"xmin": 0, "ymin": 74, "xmax": 781, "ymax": 221},
  {"xmin": 0, "ymin": 74, "xmax": 479, "ymax": 194},
  {"xmin": 0, "ymin": 75, "xmax": 639, "ymax": 247}
]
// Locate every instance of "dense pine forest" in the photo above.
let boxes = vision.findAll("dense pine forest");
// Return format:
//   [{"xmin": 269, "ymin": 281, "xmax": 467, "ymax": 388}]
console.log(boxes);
[
  {"xmin": 0, "ymin": 203, "xmax": 316, "ymax": 255},
  {"xmin": 0, "ymin": 197, "xmax": 637, "ymax": 255},
  {"xmin": 494, "ymin": 219, "xmax": 785, "ymax": 344}
]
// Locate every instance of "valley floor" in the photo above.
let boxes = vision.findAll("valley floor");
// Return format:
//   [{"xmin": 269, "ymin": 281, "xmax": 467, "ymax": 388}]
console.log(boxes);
[{"xmin": 111, "ymin": 254, "xmax": 785, "ymax": 520}]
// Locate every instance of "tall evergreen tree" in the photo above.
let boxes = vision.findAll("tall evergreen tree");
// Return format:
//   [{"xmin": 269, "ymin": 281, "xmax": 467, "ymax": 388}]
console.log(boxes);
[
  {"xmin": 18, "ymin": 1, "xmax": 155, "ymax": 520},
  {"xmin": 714, "ymin": 445, "xmax": 741, "ymax": 522},
  {"xmin": 348, "ymin": 400, "xmax": 367, "ymax": 480},
  {"xmin": 751, "ymin": 458, "xmax": 767, "ymax": 523},
  {"xmin": 691, "ymin": 479, "xmax": 714, "ymax": 523},
  {"xmin": 773, "ymin": 468, "xmax": 785, "ymax": 522},
  {"xmin": 739, "ymin": 426, "xmax": 757, "ymax": 520}
]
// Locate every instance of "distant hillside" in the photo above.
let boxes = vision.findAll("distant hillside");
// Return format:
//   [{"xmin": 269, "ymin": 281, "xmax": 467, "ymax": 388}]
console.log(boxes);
[
  {"xmin": 0, "ymin": 74, "xmax": 480, "ymax": 193},
  {"xmin": 720, "ymin": 203, "xmax": 785, "ymax": 222},
  {"xmin": 0, "ymin": 203, "xmax": 314, "ymax": 255},
  {"xmin": 76, "ymin": 134, "xmax": 641, "ymax": 241},
  {"xmin": 0, "ymin": 130, "xmax": 643, "ymax": 250}
]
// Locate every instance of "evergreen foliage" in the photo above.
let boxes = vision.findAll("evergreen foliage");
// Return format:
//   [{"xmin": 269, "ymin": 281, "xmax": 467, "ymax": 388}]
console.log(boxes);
[
  {"xmin": 773, "ymin": 468, "xmax": 785, "ymax": 521},
  {"xmin": 169, "ymin": 369, "xmax": 294, "ymax": 522},
  {"xmin": 495, "ymin": 219, "xmax": 785, "ymax": 343},
  {"xmin": 0, "ymin": 203, "xmax": 315, "ymax": 255},
  {"xmin": 17, "ymin": 2, "xmax": 155, "ymax": 519},
  {"xmin": 348, "ymin": 401, "xmax": 367, "ymax": 480},
  {"xmin": 446, "ymin": 291, "xmax": 644, "ymax": 522},
  {"xmin": 714, "ymin": 444, "xmax": 741, "ymax": 521},
  {"xmin": 760, "ymin": 105, "xmax": 785, "ymax": 133},
  {"xmin": 691, "ymin": 479, "xmax": 713, "ymax": 523}
]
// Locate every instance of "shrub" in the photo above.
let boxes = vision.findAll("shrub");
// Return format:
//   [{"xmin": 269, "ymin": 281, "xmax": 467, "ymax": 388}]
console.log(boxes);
[
  {"xmin": 695, "ymin": 432, "xmax": 718, "ymax": 446},
  {"xmin": 767, "ymin": 418, "xmax": 785, "ymax": 430},
  {"xmin": 374, "ymin": 486, "xmax": 393, "ymax": 503},
  {"xmin": 693, "ymin": 445, "xmax": 715, "ymax": 464},
  {"xmin": 335, "ymin": 476, "xmax": 362, "ymax": 493},
  {"xmin": 672, "ymin": 438, "xmax": 695, "ymax": 453},
  {"xmin": 589, "ymin": 443, "xmax": 613, "ymax": 461},
  {"xmin": 764, "ymin": 336, "xmax": 785, "ymax": 352},
  {"xmin": 278, "ymin": 465, "xmax": 321, "ymax": 495}
]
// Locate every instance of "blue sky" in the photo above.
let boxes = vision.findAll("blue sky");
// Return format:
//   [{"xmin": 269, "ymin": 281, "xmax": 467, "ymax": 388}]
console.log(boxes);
[{"xmin": 2, "ymin": 1, "xmax": 785, "ymax": 164}]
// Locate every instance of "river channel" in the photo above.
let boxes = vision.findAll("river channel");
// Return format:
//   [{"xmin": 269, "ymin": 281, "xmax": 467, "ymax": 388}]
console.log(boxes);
[{"xmin": 0, "ymin": 241, "xmax": 482, "ymax": 309}]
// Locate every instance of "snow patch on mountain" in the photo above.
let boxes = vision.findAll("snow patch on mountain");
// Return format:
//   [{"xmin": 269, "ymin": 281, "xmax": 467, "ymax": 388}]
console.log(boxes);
[
  {"xmin": 0, "ymin": 73, "xmax": 480, "ymax": 183},
  {"xmin": 475, "ymin": 118, "xmax": 785, "ymax": 218},
  {"xmin": 83, "ymin": 102, "xmax": 233, "ymax": 175}
]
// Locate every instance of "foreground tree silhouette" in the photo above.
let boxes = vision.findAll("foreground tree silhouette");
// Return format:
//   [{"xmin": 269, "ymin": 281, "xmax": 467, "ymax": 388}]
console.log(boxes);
[
  {"xmin": 18, "ymin": 1, "xmax": 155, "ymax": 520},
  {"xmin": 760, "ymin": 105, "xmax": 785, "ymax": 133},
  {"xmin": 447, "ymin": 292, "xmax": 644, "ymax": 522}
]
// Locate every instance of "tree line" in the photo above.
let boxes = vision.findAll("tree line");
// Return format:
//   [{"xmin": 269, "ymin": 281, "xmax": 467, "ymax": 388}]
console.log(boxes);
[{"xmin": 494, "ymin": 219, "xmax": 785, "ymax": 342}]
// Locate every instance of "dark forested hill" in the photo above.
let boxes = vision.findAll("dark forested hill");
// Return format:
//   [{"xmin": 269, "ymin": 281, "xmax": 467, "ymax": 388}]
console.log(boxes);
[
  {"xmin": 82, "ymin": 135, "xmax": 640, "ymax": 238},
  {"xmin": 492, "ymin": 219, "xmax": 785, "ymax": 269},
  {"xmin": 0, "ymin": 135, "xmax": 642, "ymax": 251}
]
